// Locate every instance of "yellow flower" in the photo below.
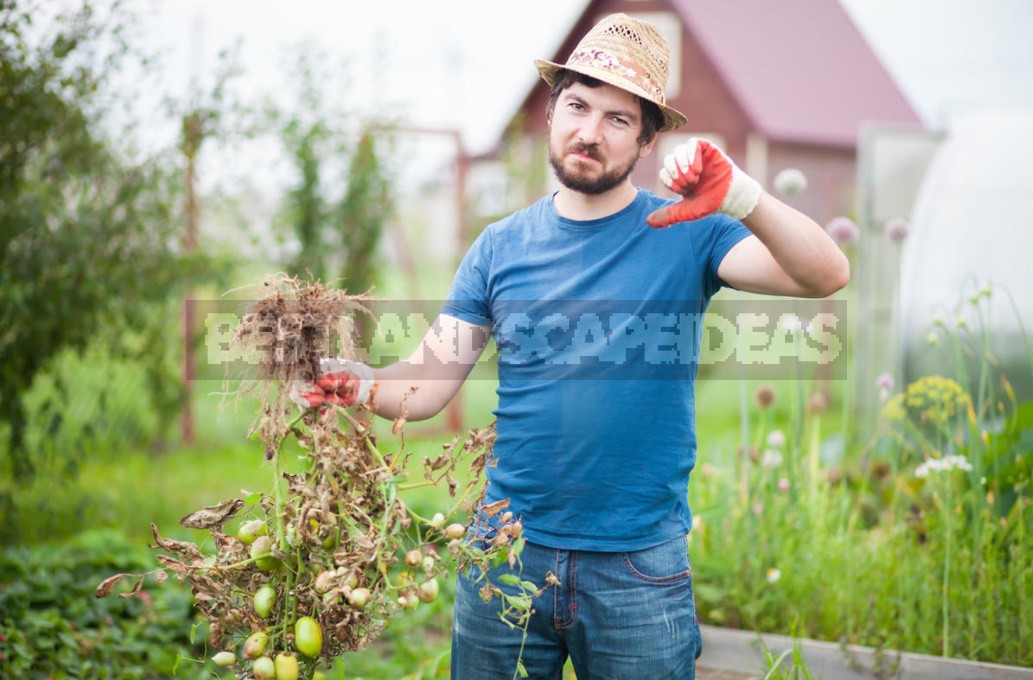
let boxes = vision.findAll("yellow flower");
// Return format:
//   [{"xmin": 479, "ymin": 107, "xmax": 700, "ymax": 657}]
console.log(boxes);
[
  {"xmin": 905, "ymin": 376, "xmax": 970, "ymax": 427},
  {"xmin": 882, "ymin": 376, "xmax": 971, "ymax": 429},
  {"xmin": 882, "ymin": 393, "xmax": 907, "ymax": 422}
]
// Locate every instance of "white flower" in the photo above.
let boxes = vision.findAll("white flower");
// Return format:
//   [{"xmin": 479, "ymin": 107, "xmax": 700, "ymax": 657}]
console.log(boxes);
[
  {"xmin": 773, "ymin": 168, "xmax": 808, "ymax": 197},
  {"xmin": 781, "ymin": 314, "xmax": 806, "ymax": 335},
  {"xmin": 777, "ymin": 477, "xmax": 790, "ymax": 493},
  {"xmin": 766, "ymin": 429, "xmax": 786, "ymax": 448},
  {"xmin": 916, "ymin": 455, "xmax": 973, "ymax": 478},
  {"xmin": 766, "ymin": 567, "xmax": 781, "ymax": 584},
  {"xmin": 761, "ymin": 449, "xmax": 784, "ymax": 468}
]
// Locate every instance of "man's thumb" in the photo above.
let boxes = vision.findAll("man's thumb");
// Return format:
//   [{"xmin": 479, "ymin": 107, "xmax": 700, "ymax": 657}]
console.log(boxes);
[{"xmin": 646, "ymin": 199, "xmax": 699, "ymax": 228}]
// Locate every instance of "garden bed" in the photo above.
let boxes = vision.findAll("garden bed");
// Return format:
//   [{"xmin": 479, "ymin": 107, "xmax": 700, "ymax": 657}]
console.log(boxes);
[{"xmin": 699, "ymin": 624, "xmax": 1033, "ymax": 680}]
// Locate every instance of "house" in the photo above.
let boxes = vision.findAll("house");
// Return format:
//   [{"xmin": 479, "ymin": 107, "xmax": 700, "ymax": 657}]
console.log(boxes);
[{"xmin": 487, "ymin": 0, "xmax": 921, "ymax": 226}]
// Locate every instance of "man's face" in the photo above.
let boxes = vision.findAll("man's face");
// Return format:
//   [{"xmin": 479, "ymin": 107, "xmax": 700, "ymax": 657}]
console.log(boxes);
[{"xmin": 547, "ymin": 81, "xmax": 655, "ymax": 195}]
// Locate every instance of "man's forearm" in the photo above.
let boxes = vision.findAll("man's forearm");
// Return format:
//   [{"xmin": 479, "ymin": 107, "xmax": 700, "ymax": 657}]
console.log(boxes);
[
  {"xmin": 368, "ymin": 361, "xmax": 471, "ymax": 422},
  {"xmin": 741, "ymin": 192, "xmax": 850, "ymax": 297}
]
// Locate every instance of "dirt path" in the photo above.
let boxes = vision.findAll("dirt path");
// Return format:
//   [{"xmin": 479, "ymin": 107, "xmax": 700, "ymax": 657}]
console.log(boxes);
[{"xmin": 697, "ymin": 666, "xmax": 755, "ymax": 680}]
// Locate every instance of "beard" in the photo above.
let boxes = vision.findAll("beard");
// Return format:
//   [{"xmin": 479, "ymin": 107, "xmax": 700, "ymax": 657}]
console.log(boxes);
[{"xmin": 548, "ymin": 141, "xmax": 639, "ymax": 195}]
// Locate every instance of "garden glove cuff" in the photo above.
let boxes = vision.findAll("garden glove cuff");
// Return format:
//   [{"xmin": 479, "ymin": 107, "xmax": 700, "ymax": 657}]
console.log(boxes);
[
  {"xmin": 646, "ymin": 137, "xmax": 762, "ymax": 228},
  {"xmin": 288, "ymin": 358, "xmax": 374, "ymax": 410}
]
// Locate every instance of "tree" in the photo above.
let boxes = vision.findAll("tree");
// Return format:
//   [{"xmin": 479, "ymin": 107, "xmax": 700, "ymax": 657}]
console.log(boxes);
[
  {"xmin": 270, "ymin": 48, "xmax": 395, "ymax": 308},
  {"xmin": 336, "ymin": 129, "xmax": 394, "ymax": 345},
  {"xmin": 0, "ymin": 0, "xmax": 200, "ymax": 476}
]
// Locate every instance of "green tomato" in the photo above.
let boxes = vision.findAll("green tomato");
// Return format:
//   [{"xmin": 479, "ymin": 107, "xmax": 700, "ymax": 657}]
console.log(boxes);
[
  {"xmin": 254, "ymin": 584, "xmax": 276, "ymax": 618},
  {"xmin": 243, "ymin": 631, "xmax": 269, "ymax": 659},
  {"xmin": 236, "ymin": 519, "xmax": 267, "ymax": 545},
  {"xmin": 252, "ymin": 655, "xmax": 275, "ymax": 680},
  {"xmin": 212, "ymin": 650, "xmax": 235, "ymax": 667},
  {"xmin": 444, "ymin": 523, "xmax": 466, "ymax": 540},
  {"xmin": 347, "ymin": 587, "xmax": 371, "ymax": 609},
  {"xmin": 250, "ymin": 536, "xmax": 277, "ymax": 572},
  {"xmin": 294, "ymin": 616, "xmax": 323, "ymax": 658},
  {"xmin": 418, "ymin": 578, "xmax": 440, "ymax": 603},
  {"xmin": 274, "ymin": 652, "xmax": 300, "ymax": 680}
]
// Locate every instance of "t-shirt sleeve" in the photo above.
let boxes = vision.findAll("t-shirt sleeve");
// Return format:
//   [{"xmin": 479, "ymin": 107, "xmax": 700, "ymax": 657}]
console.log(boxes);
[
  {"xmin": 702, "ymin": 214, "xmax": 752, "ymax": 297},
  {"xmin": 441, "ymin": 228, "xmax": 493, "ymax": 326}
]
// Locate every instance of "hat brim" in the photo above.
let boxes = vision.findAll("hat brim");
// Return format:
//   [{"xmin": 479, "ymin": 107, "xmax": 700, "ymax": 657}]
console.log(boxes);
[{"xmin": 534, "ymin": 59, "xmax": 687, "ymax": 132}]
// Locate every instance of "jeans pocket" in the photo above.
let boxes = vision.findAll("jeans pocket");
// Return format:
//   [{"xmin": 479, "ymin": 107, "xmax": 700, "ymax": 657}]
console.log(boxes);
[{"xmin": 620, "ymin": 535, "xmax": 693, "ymax": 584}]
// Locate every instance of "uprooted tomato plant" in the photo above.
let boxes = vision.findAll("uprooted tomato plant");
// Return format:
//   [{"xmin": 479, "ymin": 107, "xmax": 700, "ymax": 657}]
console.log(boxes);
[{"xmin": 95, "ymin": 276, "xmax": 540, "ymax": 679}]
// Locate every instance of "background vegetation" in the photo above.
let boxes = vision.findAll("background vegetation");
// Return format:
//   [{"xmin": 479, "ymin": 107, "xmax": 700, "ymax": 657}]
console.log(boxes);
[{"xmin": 1, "ymin": 1, "xmax": 1031, "ymax": 678}]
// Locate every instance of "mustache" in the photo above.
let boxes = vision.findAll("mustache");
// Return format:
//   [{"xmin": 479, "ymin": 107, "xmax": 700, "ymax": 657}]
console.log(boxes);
[{"xmin": 567, "ymin": 143, "xmax": 602, "ymax": 162}]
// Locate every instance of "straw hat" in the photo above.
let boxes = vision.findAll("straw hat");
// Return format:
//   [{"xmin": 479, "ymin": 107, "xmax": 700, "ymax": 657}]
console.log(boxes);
[{"xmin": 535, "ymin": 13, "xmax": 687, "ymax": 132}]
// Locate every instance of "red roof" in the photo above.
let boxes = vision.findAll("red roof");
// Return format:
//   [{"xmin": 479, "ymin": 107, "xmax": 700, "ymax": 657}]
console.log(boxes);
[
  {"xmin": 669, "ymin": 0, "xmax": 920, "ymax": 146},
  {"xmin": 508, "ymin": 0, "xmax": 921, "ymax": 149}
]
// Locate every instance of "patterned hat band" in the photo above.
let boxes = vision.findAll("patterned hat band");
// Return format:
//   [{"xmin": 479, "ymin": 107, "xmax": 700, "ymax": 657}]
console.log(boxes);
[
  {"xmin": 566, "ymin": 48, "xmax": 667, "ymax": 105},
  {"xmin": 535, "ymin": 13, "xmax": 688, "ymax": 132}
]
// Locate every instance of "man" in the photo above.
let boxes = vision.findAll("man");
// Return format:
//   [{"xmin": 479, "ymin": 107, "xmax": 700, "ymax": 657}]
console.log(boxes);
[{"xmin": 300, "ymin": 13, "xmax": 848, "ymax": 679}]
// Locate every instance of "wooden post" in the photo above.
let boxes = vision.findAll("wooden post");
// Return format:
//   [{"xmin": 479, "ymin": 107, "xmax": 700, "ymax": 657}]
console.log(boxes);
[
  {"xmin": 181, "ymin": 112, "xmax": 201, "ymax": 444},
  {"xmin": 370, "ymin": 125, "xmax": 472, "ymax": 434},
  {"xmin": 446, "ymin": 130, "xmax": 470, "ymax": 433}
]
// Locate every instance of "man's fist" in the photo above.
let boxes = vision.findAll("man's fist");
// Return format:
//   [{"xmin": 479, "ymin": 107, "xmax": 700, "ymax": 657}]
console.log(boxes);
[
  {"xmin": 646, "ymin": 137, "xmax": 761, "ymax": 228},
  {"xmin": 289, "ymin": 358, "xmax": 374, "ymax": 410}
]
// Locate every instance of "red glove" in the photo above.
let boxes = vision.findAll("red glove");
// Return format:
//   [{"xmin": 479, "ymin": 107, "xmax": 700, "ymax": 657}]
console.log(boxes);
[
  {"xmin": 289, "ymin": 358, "xmax": 374, "ymax": 410},
  {"xmin": 646, "ymin": 137, "xmax": 762, "ymax": 228}
]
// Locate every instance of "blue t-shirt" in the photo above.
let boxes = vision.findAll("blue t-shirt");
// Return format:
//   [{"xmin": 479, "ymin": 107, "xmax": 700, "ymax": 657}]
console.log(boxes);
[{"xmin": 442, "ymin": 188, "xmax": 750, "ymax": 551}]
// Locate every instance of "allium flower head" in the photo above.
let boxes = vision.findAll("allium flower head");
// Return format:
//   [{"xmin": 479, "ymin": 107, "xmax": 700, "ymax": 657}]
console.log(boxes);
[
  {"xmin": 761, "ymin": 449, "xmax": 784, "ymax": 468},
  {"xmin": 884, "ymin": 217, "xmax": 909, "ymax": 242},
  {"xmin": 755, "ymin": 384, "xmax": 776, "ymax": 409},
  {"xmin": 826, "ymin": 216, "xmax": 860, "ymax": 246},
  {"xmin": 876, "ymin": 371, "xmax": 894, "ymax": 401},
  {"xmin": 766, "ymin": 429, "xmax": 786, "ymax": 448},
  {"xmin": 777, "ymin": 477, "xmax": 791, "ymax": 493},
  {"xmin": 808, "ymin": 391, "xmax": 829, "ymax": 414},
  {"xmin": 773, "ymin": 168, "xmax": 808, "ymax": 197}
]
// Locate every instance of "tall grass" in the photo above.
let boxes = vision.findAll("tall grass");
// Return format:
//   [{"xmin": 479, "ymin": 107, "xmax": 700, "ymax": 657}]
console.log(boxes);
[{"xmin": 689, "ymin": 288, "xmax": 1033, "ymax": 667}]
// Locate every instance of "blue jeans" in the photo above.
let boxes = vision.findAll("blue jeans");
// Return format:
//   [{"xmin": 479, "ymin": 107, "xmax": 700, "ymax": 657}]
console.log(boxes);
[{"xmin": 451, "ymin": 535, "xmax": 702, "ymax": 679}]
